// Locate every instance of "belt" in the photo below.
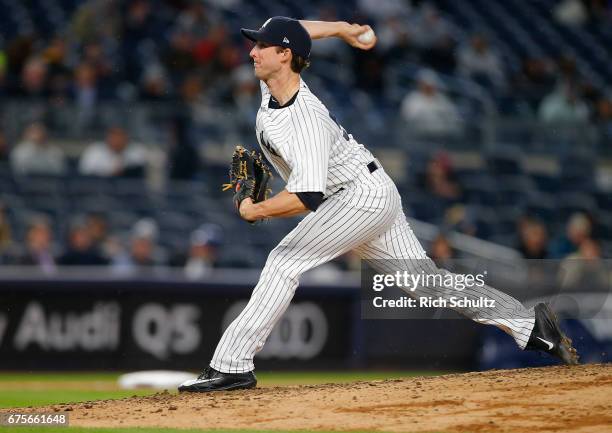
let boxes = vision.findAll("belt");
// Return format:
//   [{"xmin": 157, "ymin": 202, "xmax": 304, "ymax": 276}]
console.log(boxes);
[{"xmin": 325, "ymin": 161, "xmax": 379, "ymax": 201}]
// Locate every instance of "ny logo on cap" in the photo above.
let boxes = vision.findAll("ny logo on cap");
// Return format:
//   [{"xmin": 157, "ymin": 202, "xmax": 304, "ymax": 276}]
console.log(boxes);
[
  {"xmin": 262, "ymin": 18, "xmax": 272, "ymax": 28},
  {"xmin": 283, "ymin": 37, "xmax": 290, "ymax": 43}
]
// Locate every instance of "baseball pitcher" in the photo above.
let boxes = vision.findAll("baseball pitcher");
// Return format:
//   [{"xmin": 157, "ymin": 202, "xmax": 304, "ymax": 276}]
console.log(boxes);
[{"xmin": 179, "ymin": 17, "xmax": 578, "ymax": 393}]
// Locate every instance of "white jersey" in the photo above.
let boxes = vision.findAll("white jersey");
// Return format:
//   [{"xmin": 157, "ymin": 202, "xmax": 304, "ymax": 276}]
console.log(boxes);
[
  {"xmin": 210, "ymin": 78, "xmax": 536, "ymax": 375},
  {"xmin": 255, "ymin": 79, "xmax": 375, "ymax": 196}
]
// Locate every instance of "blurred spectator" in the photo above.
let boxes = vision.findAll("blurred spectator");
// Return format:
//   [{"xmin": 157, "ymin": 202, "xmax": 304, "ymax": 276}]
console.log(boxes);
[
  {"xmin": 176, "ymin": 1, "xmax": 217, "ymax": 39},
  {"xmin": 443, "ymin": 204, "xmax": 477, "ymax": 237},
  {"xmin": 548, "ymin": 212, "xmax": 593, "ymax": 258},
  {"xmin": 85, "ymin": 212, "xmax": 122, "ymax": 262},
  {"xmin": 231, "ymin": 64, "xmax": 259, "ymax": 131},
  {"xmin": 194, "ymin": 24, "xmax": 235, "ymax": 73},
  {"xmin": 168, "ymin": 116, "xmax": 200, "ymax": 180},
  {"xmin": 10, "ymin": 123, "xmax": 66, "ymax": 176},
  {"xmin": 121, "ymin": 0, "xmax": 162, "ymax": 83},
  {"xmin": 163, "ymin": 29, "xmax": 197, "ymax": 83},
  {"xmin": 538, "ymin": 83, "xmax": 589, "ymax": 124},
  {"xmin": 44, "ymin": 37, "xmax": 70, "ymax": 80},
  {"xmin": 140, "ymin": 63, "xmax": 172, "ymax": 101},
  {"xmin": 44, "ymin": 37, "xmax": 72, "ymax": 104},
  {"xmin": 517, "ymin": 217, "xmax": 549, "ymax": 259},
  {"xmin": 554, "ymin": 0, "xmax": 589, "ymax": 26},
  {"xmin": 0, "ymin": 47, "xmax": 7, "ymax": 96},
  {"xmin": 422, "ymin": 152, "xmax": 462, "ymax": 201},
  {"xmin": 357, "ymin": 0, "xmax": 412, "ymax": 21},
  {"xmin": 18, "ymin": 216, "xmax": 57, "ymax": 274},
  {"xmin": 128, "ymin": 235, "xmax": 157, "ymax": 268},
  {"xmin": 411, "ymin": 4, "xmax": 455, "ymax": 51},
  {"xmin": 4, "ymin": 35, "xmax": 35, "ymax": 79},
  {"xmin": 457, "ymin": 34, "xmax": 505, "ymax": 89},
  {"xmin": 122, "ymin": 0, "xmax": 156, "ymax": 45},
  {"xmin": 0, "ymin": 202, "xmax": 12, "ymax": 258},
  {"xmin": 79, "ymin": 126, "xmax": 148, "ymax": 177},
  {"xmin": 595, "ymin": 97, "xmax": 612, "ymax": 139},
  {"xmin": 184, "ymin": 224, "xmax": 223, "ymax": 280},
  {"xmin": 11, "ymin": 57, "xmax": 48, "ymax": 99},
  {"xmin": 81, "ymin": 41, "xmax": 116, "ymax": 93},
  {"xmin": 375, "ymin": 16, "xmax": 413, "ymax": 58},
  {"xmin": 179, "ymin": 74, "xmax": 210, "ymax": 125},
  {"xmin": 559, "ymin": 238, "xmax": 607, "ymax": 291},
  {"xmin": 512, "ymin": 57, "xmax": 557, "ymax": 108},
  {"xmin": 70, "ymin": 0, "xmax": 121, "ymax": 47},
  {"xmin": 211, "ymin": 40, "xmax": 242, "ymax": 80},
  {"xmin": 574, "ymin": 237, "xmax": 602, "ymax": 260},
  {"xmin": 0, "ymin": 130, "xmax": 9, "ymax": 163},
  {"xmin": 400, "ymin": 70, "xmax": 462, "ymax": 137},
  {"xmin": 309, "ymin": 6, "xmax": 351, "ymax": 61},
  {"xmin": 429, "ymin": 233, "xmax": 455, "ymax": 264},
  {"xmin": 557, "ymin": 56, "xmax": 580, "ymax": 89},
  {"xmin": 71, "ymin": 63, "xmax": 104, "ymax": 131},
  {"xmin": 580, "ymin": 82, "xmax": 600, "ymax": 109},
  {"xmin": 112, "ymin": 218, "xmax": 165, "ymax": 272},
  {"xmin": 58, "ymin": 219, "xmax": 108, "ymax": 266}
]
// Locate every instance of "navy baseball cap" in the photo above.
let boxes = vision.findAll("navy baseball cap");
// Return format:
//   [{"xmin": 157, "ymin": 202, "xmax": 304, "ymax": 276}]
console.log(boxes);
[{"xmin": 241, "ymin": 16, "xmax": 311, "ymax": 59}]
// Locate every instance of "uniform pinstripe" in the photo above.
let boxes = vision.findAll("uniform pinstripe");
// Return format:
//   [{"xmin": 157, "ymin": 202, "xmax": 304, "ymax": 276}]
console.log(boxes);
[{"xmin": 210, "ymin": 79, "xmax": 535, "ymax": 373}]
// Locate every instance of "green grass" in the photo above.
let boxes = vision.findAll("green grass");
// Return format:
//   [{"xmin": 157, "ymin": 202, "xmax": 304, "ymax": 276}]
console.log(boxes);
[
  {"xmin": 0, "ymin": 389, "xmax": 154, "ymax": 409},
  {"xmin": 0, "ymin": 373, "xmax": 121, "ymax": 382},
  {"xmin": 0, "ymin": 370, "xmax": 443, "ymax": 410}
]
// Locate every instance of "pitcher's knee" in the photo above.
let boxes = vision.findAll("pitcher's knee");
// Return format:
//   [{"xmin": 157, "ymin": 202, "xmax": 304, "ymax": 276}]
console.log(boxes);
[
  {"xmin": 267, "ymin": 262, "xmax": 299, "ymax": 286},
  {"xmin": 261, "ymin": 252, "xmax": 300, "ymax": 285}
]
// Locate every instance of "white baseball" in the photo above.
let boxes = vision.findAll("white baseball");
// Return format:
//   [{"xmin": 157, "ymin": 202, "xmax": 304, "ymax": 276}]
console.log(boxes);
[{"xmin": 357, "ymin": 29, "xmax": 375, "ymax": 44}]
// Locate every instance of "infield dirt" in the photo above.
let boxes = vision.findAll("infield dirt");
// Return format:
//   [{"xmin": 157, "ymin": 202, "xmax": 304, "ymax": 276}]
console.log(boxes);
[{"xmin": 6, "ymin": 364, "xmax": 612, "ymax": 433}]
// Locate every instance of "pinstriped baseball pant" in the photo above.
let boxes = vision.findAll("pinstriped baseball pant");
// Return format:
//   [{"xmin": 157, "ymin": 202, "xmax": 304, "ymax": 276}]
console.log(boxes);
[{"xmin": 210, "ymin": 167, "xmax": 535, "ymax": 373}]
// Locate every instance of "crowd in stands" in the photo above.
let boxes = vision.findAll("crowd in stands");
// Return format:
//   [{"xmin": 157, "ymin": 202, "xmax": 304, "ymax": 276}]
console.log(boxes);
[
  {"xmin": 415, "ymin": 152, "xmax": 604, "ymax": 261},
  {"xmin": 0, "ymin": 202, "xmax": 225, "ymax": 277},
  {"xmin": 0, "ymin": 0, "xmax": 610, "ymax": 136},
  {"xmin": 0, "ymin": 0, "xmax": 611, "ymax": 273},
  {"xmin": 8, "ymin": 123, "xmax": 152, "ymax": 178}
]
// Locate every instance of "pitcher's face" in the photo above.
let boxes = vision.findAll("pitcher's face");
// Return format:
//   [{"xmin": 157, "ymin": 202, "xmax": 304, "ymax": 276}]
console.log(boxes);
[{"xmin": 249, "ymin": 41, "xmax": 287, "ymax": 80}]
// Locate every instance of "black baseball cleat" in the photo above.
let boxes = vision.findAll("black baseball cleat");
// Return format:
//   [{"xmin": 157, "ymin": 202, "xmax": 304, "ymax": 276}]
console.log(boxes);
[
  {"xmin": 525, "ymin": 303, "xmax": 579, "ymax": 365},
  {"xmin": 178, "ymin": 366, "xmax": 257, "ymax": 392}
]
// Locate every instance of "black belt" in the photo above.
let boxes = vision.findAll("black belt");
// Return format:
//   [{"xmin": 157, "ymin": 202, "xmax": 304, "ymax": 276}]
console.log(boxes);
[{"xmin": 325, "ymin": 161, "xmax": 378, "ymax": 201}]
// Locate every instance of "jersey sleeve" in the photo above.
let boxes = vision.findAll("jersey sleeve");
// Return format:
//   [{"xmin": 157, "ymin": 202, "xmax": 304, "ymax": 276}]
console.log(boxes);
[{"xmin": 285, "ymin": 109, "xmax": 330, "ymax": 194}]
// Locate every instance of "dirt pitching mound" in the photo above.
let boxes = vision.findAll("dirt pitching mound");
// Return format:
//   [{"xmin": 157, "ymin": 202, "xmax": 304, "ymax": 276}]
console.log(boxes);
[{"xmin": 10, "ymin": 364, "xmax": 612, "ymax": 432}]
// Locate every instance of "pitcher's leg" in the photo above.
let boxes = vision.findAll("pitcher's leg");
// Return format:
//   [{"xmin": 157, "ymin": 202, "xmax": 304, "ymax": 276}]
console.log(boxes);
[
  {"xmin": 210, "ymin": 249, "xmax": 300, "ymax": 373},
  {"xmin": 211, "ymin": 192, "xmax": 398, "ymax": 373},
  {"xmin": 356, "ymin": 212, "xmax": 535, "ymax": 348}
]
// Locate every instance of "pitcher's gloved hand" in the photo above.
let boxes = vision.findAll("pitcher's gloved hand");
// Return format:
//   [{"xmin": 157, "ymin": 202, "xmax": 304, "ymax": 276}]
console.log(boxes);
[{"xmin": 222, "ymin": 146, "xmax": 272, "ymax": 221}]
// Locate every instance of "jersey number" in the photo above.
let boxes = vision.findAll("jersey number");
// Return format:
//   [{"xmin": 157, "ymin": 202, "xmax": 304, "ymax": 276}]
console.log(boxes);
[{"xmin": 329, "ymin": 113, "xmax": 350, "ymax": 141}]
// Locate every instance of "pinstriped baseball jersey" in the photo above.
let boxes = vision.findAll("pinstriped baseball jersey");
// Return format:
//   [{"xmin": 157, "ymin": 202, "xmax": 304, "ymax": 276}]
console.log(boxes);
[
  {"xmin": 209, "ymin": 77, "xmax": 536, "ymax": 374},
  {"xmin": 256, "ymin": 79, "xmax": 375, "ymax": 195}
]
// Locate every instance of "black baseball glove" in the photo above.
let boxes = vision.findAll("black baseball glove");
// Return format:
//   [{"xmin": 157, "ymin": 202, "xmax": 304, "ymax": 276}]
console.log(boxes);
[{"xmin": 222, "ymin": 145, "xmax": 272, "ymax": 216}]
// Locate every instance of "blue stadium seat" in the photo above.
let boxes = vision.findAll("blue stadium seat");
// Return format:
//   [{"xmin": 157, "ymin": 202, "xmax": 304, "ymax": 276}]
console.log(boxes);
[
  {"xmin": 530, "ymin": 174, "xmax": 561, "ymax": 194},
  {"xmin": 525, "ymin": 192, "xmax": 557, "ymax": 222},
  {"xmin": 556, "ymin": 193, "xmax": 597, "ymax": 222}
]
